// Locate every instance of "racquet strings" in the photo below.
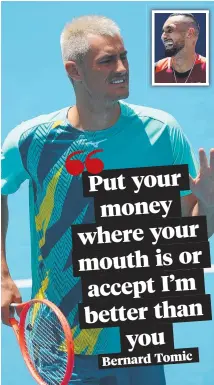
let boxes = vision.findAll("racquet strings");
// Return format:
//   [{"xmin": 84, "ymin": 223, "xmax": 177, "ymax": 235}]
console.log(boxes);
[{"xmin": 24, "ymin": 302, "xmax": 69, "ymax": 385}]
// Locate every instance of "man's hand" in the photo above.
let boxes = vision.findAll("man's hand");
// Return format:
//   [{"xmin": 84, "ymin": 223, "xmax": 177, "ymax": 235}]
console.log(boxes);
[
  {"xmin": 189, "ymin": 148, "xmax": 214, "ymax": 208},
  {"xmin": 1, "ymin": 275, "xmax": 22, "ymax": 325}
]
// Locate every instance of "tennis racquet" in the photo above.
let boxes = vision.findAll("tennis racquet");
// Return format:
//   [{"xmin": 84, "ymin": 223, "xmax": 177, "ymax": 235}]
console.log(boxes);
[{"xmin": 9, "ymin": 299, "xmax": 74, "ymax": 385}]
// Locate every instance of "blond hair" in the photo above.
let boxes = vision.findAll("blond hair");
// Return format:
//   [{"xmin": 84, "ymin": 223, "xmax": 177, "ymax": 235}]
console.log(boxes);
[{"xmin": 60, "ymin": 15, "xmax": 121, "ymax": 63}]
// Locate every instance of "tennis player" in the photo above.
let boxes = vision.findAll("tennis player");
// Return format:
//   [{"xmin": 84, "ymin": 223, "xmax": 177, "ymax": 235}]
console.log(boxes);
[
  {"xmin": 1, "ymin": 15, "xmax": 214, "ymax": 385},
  {"xmin": 155, "ymin": 13, "xmax": 206, "ymax": 84}
]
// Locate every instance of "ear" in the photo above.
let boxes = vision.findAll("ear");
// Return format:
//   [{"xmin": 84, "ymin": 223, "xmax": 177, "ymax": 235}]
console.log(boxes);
[
  {"xmin": 64, "ymin": 61, "xmax": 82, "ymax": 81},
  {"xmin": 187, "ymin": 27, "xmax": 195, "ymax": 38}
]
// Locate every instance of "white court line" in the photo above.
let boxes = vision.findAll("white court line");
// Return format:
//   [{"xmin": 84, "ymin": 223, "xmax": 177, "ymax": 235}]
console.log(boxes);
[
  {"xmin": 204, "ymin": 265, "xmax": 214, "ymax": 273},
  {"xmin": 15, "ymin": 265, "xmax": 214, "ymax": 288},
  {"xmin": 15, "ymin": 278, "xmax": 32, "ymax": 288}
]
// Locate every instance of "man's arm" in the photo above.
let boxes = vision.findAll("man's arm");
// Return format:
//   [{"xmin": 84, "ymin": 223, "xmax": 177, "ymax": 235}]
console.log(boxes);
[
  {"xmin": 2, "ymin": 195, "xmax": 9, "ymax": 275},
  {"xmin": 183, "ymin": 148, "xmax": 214, "ymax": 238},
  {"xmin": 1, "ymin": 122, "xmax": 32, "ymax": 325},
  {"xmin": 181, "ymin": 193, "xmax": 214, "ymax": 238},
  {"xmin": 1, "ymin": 195, "xmax": 22, "ymax": 325}
]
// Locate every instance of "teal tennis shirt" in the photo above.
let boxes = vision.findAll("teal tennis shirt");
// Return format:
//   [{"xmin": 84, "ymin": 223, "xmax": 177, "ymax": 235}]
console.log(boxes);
[{"xmin": 1, "ymin": 101, "xmax": 198, "ymax": 354}]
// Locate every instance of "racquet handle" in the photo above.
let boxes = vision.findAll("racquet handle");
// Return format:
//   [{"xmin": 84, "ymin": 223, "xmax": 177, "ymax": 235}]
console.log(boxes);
[
  {"xmin": 10, "ymin": 302, "xmax": 25, "ymax": 309},
  {"xmin": 9, "ymin": 303, "xmax": 23, "ymax": 340},
  {"xmin": 9, "ymin": 317, "xmax": 20, "ymax": 341}
]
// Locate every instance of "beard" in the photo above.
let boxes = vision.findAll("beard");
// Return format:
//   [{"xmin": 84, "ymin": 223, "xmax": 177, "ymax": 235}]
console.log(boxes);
[{"xmin": 164, "ymin": 41, "xmax": 185, "ymax": 57}]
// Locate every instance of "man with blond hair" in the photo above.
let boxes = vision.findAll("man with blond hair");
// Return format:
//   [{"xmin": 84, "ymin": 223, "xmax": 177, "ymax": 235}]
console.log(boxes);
[{"xmin": 1, "ymin": 15, "xmax": 214, "ymax": 385}]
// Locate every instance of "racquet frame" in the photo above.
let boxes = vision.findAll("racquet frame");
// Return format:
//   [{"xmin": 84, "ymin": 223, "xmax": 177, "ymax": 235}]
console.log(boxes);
[{"xmin": 9, "ymin": 299, "xmax": 74, "ymax": 385}]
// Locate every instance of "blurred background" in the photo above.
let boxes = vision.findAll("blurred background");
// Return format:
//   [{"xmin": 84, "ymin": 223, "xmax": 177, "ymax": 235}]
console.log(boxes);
[{"xmin": 1, "ymin": 2, "xmax": 214, "ymax": 385}]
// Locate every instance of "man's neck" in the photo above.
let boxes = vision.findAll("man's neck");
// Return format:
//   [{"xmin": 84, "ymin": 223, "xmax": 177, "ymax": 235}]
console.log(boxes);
[
  {"xmin": 171, "ymin": 50, "xmax": 197, "ymax": 73},
  {"xmin": 67, "ymin": 101, "xmax": 121, "ymax": 132}
]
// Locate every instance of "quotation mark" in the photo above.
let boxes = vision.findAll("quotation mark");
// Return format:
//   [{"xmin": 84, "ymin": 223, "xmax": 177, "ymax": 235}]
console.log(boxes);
[{"xmin": 65, "ymin": 149, "xmax": 104, "ymax": 176}]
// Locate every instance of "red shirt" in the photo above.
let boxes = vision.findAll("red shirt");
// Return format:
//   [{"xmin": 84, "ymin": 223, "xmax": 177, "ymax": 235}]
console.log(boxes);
[{"xmin": 155, "ymin": 54, "xmax": 206, "ymax": 84}]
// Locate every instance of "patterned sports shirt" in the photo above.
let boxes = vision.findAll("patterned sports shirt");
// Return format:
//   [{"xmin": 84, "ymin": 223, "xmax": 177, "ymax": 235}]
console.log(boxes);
[
  {"xmin": 1, "ymin": 101, "xmax": 198, "ymax": 355},
  {"xmin": 155, "ymin": 54, "xmax": 206, "ymax": 83}
]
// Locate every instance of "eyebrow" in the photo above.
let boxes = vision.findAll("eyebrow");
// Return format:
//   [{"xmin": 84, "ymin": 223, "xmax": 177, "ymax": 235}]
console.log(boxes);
[
  {"xmin": 162, "ymin": 24, "xmax": 175, "ymax": 33},
  {"xmin": 98, "ymin": 50, "xmax": 128, "ymax": 60}
]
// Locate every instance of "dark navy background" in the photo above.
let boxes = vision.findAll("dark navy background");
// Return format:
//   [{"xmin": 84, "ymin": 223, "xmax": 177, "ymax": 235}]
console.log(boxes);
[{"xmin": 155, "ymin": 12, "xmax": 207, "ymax": 62}]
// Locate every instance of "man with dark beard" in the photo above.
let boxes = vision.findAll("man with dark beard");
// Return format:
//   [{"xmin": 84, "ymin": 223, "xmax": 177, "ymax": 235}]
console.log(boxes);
[{"xmin": 155, "ymin": 13, "xmax": 206, "ymax": 84}]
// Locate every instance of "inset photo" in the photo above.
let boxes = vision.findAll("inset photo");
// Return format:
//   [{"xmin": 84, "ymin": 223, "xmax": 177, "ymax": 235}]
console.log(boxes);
[{"xmin": 152, "ymin": 10, "xmax": 209, "ymax": 86}]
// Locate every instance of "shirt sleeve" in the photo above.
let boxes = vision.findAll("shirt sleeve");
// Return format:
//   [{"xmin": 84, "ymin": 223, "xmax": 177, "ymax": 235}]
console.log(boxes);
[
  {"xmin": 1, "ymin": 123, "xmax": 30, "ymax": 195},
  {"xmin": 167, "ymin": 116, "xmax": 199, "ymax": 197}
]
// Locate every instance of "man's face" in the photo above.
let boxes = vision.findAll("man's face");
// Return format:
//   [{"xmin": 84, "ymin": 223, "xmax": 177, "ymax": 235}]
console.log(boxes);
[
  {"xmin": 78, "ymin": 34, "xmax": 129, "ymax": 102},
  {"xmin": 161, "ymin": 16, "xmax": 189, "ymax": 57}
]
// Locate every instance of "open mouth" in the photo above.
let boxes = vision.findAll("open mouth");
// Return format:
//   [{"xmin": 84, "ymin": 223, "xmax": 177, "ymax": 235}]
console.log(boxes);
[
  {"xmin": 164, "ymin": 40, "xmax": 174, "ymax": 49},
  {"xmin": 109, "ymin": 78, "xmax": 128, "ymax": 85}
]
